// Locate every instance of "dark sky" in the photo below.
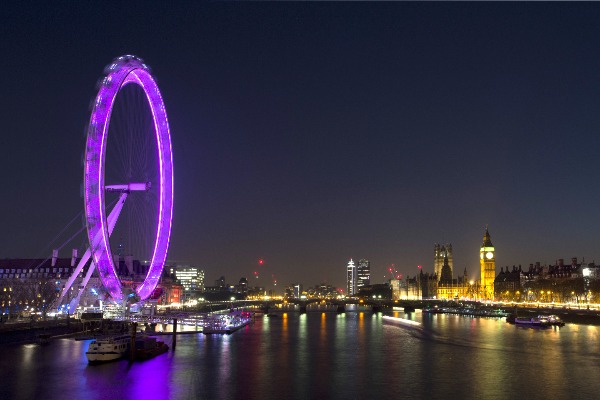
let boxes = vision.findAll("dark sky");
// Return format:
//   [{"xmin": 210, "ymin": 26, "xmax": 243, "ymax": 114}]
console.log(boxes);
[{"xmin": 2, "ymin": 3, "xmax": 600, "ymax": 290}]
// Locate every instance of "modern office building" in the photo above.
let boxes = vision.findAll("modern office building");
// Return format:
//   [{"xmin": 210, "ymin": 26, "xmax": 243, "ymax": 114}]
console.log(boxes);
[
  {"xmin": 346, "ymin": 259, "xmax": 356, "ymax": 296},
  {"xmin": 237, "ymin": 277, "xmax": 249, "ymax": 294},
  {"xmin": 169, "ymin": 266, "xmax": 204, "ymax": 301},
  {"xmin": 292, "ymin": 283, "xmax": 303, "ymax": 298},
  {"xmin": 357, "ymin": 259, "xmax": 371, "ymax": 290},
  {"xmin": 170, "ymin": 266, "xmax": 204, "ymax": 291}
]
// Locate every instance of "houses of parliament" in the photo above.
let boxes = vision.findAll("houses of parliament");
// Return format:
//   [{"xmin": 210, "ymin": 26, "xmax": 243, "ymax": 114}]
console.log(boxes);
[{"xmin": 393, "ymin": 227, "xmax": 496, "ymax": 300}]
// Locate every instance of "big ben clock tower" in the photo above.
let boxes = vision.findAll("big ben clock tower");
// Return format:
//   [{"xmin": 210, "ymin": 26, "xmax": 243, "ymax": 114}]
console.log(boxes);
[{"xmin": 479, "ymin": 227, "xmax": 495, "ymax": 300}]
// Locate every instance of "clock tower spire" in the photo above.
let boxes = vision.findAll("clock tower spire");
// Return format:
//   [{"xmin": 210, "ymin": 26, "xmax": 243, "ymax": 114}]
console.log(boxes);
[{"xmin": 479, "ymin": 226, "xmax": 495, "ymax": 300}]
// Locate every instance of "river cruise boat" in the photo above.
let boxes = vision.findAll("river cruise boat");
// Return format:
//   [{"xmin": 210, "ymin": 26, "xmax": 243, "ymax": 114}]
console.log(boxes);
[
  {"xmin": 85, "ymin": 334, "xmax": 130, "ymax": 364},
  {"xmin": 538, "ymin": 314, "xmax": 565, "ymax": 326},
  {"xmin": 203, "ymin": 311, "xmax": 253, "ymax": 334},
  {"xmin": 514, "ymin": 317, "xmax": 549, "ymax": 328}
]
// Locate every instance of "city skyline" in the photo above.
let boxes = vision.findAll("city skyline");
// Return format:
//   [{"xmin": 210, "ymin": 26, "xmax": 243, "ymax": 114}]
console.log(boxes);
[{"xmin": 2, "ymin": 3, "xmax": 600, "ymax": 290}]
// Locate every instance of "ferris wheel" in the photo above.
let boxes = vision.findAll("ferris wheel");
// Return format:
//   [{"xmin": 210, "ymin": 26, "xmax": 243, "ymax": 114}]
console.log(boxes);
[
  {"xmin": 82, "ymin": 55, "xmax": 173, "ymax": 304},
  {"xmin": 51, "ymin": 55, "xmax": 173, "ymax": 312}
]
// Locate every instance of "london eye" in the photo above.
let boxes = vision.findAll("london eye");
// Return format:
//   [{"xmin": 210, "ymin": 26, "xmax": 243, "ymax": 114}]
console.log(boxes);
[{"xmin": 83, "ymin": 55, "xmax": 174, "ymax": 304}]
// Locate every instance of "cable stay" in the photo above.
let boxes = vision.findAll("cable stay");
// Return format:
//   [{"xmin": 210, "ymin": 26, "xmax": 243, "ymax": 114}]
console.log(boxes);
[{"xmin": 49, "ymin": 195, "xmax": 127, "ymax": 313}]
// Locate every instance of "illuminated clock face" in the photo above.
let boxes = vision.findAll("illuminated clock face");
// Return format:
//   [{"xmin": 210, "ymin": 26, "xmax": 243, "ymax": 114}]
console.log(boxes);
[{"xmin": 486, "ymin": 252, "xmax": 494, "ymax": 260}]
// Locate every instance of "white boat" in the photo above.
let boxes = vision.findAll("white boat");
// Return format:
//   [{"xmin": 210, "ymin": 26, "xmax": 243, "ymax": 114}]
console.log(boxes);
[
  {"xmin": 85, "ymin": 334, "xmax": 131, "ymax": 364},
  {"xmin": 203, "ymin": 311, "xmax": 253, "ymax": 334},
  {"xmin": 538, "ymin": 314, "xmax": 565, "ymax": 326}
]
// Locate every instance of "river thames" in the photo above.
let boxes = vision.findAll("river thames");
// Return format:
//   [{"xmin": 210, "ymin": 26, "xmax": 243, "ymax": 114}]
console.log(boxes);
[{"xmin": 1, "ymin": 311, "xmax": 599, "ymax": 400}]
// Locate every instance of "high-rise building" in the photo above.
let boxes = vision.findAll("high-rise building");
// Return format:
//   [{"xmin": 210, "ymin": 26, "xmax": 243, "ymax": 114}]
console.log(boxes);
[
  {"xmin": 434, "ymin": 243, "xmax": 453, "ymax": 280},
  {"xmin": 293, "ymin": 283, "xmax": 303, "ymax": 298},
  {"xmin": 237, "ymin": 277, "xmax": 248, "ymax": 294},
  {"xmin": 169, "ymin": 266, "xmax": 204, "ymax": 301},
  {"xmin": 479, "ymin": 227, "xmax": 496, "ymax": 300},
  {"xmin": 357, "ymin": 259, "xmax": 371, "ymax": 290},
  {"xmin": 170, "ymin": 267, "xmax": 203, "ymax": 291},
  {"xmin": 346, "ymin": 259, "xmax": 356, "ymax": 296}
]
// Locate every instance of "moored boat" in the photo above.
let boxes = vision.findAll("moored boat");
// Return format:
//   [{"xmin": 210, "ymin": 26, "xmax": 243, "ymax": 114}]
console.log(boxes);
[
  {"xmin": 514, "ymin": 317, "xmax": 549, "ymax": 328},
  {"xmin": 135, "ymin": 336, "xmax": 168, "ymax": 360},
  {"xmin": 85, "ymin": 334, "xmax": 130, "ymax": 364},
  {"xmin": 538, "ymin": 314, "xmax": 565, "ymax": 327},
  {"xmin": 203, "ymin": 311, "xmax": 253, "ymax": 334}
]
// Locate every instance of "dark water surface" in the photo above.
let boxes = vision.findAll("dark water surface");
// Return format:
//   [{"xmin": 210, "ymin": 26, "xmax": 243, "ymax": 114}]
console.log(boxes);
[{"xmin": 1, "ymin": 311, "xmax": 599, "ymax": 400}]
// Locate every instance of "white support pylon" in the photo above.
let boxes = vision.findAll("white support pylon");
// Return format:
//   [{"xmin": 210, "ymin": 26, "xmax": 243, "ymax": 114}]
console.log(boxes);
[{"xmin": 51, "ymin": 192, "xmax": 129, "ymax": 313}]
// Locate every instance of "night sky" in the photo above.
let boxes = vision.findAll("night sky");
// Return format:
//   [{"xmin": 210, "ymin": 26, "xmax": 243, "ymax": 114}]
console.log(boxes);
[{"xmin": 2, "ymin": 3, "xmax": 600, "ymax": 290}]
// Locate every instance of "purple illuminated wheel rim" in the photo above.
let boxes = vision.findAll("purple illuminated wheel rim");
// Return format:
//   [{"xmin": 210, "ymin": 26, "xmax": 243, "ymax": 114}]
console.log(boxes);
[{"xmin": 84, "ymin": 55, "xmax": 173, "ymax": 302}]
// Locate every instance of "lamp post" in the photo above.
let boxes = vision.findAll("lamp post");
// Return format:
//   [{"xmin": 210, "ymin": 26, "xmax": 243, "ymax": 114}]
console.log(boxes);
[{"xmin": 587, "ymin": 290, "xmax": 591, "ymax": 309}]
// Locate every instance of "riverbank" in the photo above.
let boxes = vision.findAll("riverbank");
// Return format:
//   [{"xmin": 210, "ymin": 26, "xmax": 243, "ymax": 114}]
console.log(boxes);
[
  {"xmin": 0, "ymin": 319, "xmax": 84, "ymax": 346},
  {"xmin": 503, "ymin": 306, "xmax": 600, "ymax": 325}
]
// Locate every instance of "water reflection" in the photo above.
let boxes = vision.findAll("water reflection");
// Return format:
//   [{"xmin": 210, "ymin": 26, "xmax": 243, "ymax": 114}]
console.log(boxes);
[{"xmin": 2, "ymin": 314, "xmax": 600, "ymax": 399}]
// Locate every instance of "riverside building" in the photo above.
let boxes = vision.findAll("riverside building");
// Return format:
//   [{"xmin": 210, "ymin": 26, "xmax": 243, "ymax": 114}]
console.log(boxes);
[
  {"xmin": 346, "ymin": 259, "xmax": 356, "ymax": 296},
  {"xmin": 0, "ymin": 250, "xmax": 183, "ymax": 317},
  {"xmin": 434, "ymin": 244, "xmax": 453, "ymax": 279},
  {"xmin": 357, "ymin": 259, "xmax": 371, "ymax": 291},
  {"xmin": 480, "ymin": 227, "xmax": 496, "ymax": 300}
]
